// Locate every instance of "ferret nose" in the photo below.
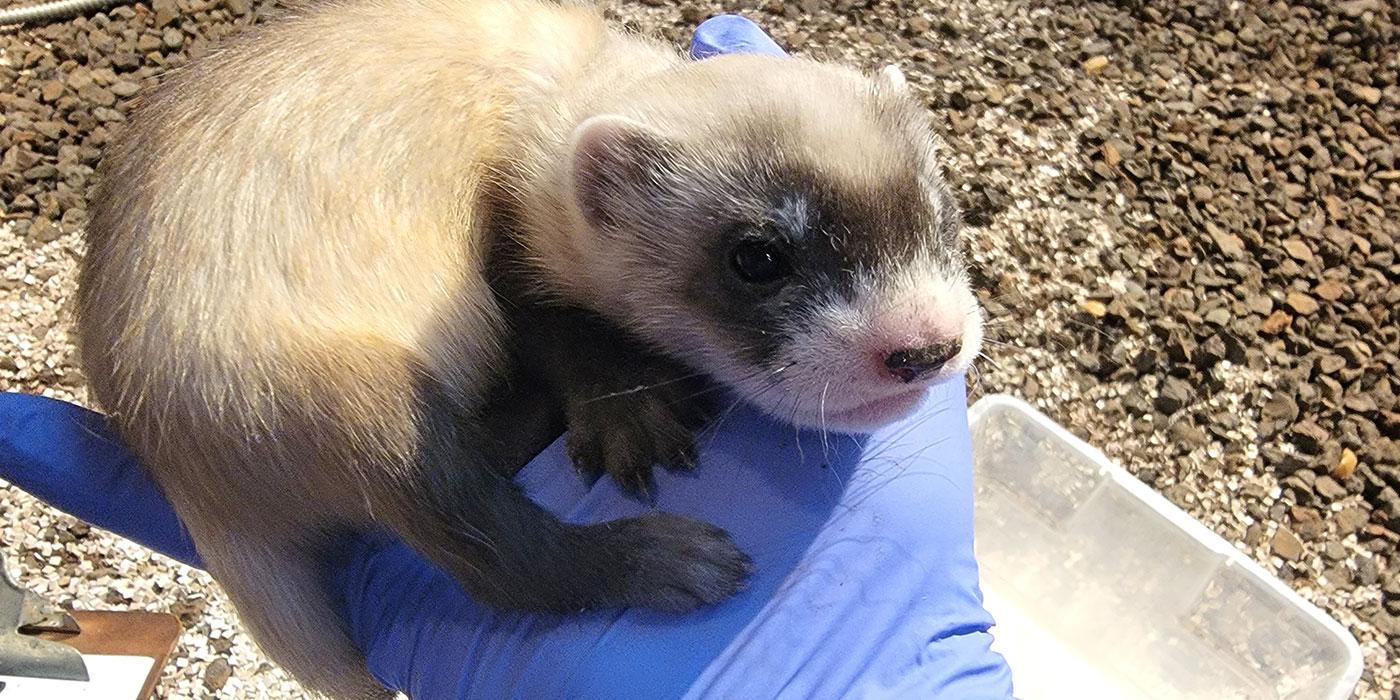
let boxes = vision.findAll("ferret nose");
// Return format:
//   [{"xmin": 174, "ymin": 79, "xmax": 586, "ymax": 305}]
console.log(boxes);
[{"xmin": 884, "ymin": 340, "xmax": 961, "ymax": 383}]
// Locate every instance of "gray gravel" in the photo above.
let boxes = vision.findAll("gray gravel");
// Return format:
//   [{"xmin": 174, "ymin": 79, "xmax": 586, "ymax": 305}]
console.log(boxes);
[{"xmin": 1, "ymin": 0, "xmax": 1395, "ymax": 697}]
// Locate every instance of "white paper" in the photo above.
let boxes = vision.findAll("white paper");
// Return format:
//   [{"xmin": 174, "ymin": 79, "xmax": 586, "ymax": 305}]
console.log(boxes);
[{"xmin": 0, "ymin": 654, "xmax": 154, "ymax": 700}]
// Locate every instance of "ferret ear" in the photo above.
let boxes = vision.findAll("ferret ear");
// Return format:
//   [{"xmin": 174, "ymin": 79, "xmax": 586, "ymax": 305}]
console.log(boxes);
[
  {"xmin": 877, "ymin": 64, "xmax": 908, "ymax": 93},
  {"xmin": 569, "ymin": 115, "xmax": 673, "ymax": 231}
]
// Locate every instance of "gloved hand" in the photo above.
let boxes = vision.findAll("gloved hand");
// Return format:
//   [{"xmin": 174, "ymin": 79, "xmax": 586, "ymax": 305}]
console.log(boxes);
[{"xmin": 0, "ymin": 15, "xmax": 1014, "ymax": 699}]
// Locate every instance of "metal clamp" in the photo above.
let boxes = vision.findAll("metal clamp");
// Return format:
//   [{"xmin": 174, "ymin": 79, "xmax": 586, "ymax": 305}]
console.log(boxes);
[{"xmin": 0, "ymin": 551, "xmax": 87, "ymax": 682}]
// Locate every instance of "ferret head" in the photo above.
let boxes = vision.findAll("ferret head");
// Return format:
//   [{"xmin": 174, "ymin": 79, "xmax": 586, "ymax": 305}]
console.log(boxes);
[{"xmin": 556, "ymin": 54, "xmax": 982, "ymax": 432}]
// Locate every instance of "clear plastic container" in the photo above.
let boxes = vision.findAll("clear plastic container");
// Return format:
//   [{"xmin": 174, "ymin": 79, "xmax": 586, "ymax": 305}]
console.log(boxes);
[{"xmin": 968, "ymin": 394, "xmax": 1363, "ymax": 700}]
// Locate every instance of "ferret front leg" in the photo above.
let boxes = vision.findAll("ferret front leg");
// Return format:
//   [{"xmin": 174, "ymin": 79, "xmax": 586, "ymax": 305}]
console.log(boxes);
[
  {"xmin": 562, "ymin": 352, "xmax": 711, "ymax": 495},
  {"xmin": 384, "ymin": 376, "xmax": 749, "ymax": 613},
  {"xmin": 513, "ymin": 303, "xmax": 713, "ymax": 496}
]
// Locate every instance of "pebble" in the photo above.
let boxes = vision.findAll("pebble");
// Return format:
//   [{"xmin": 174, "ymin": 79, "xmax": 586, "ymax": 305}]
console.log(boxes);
[
  {"xmin": 1281, "ymin": 239, "xmax": 1314, "ymax": 263},
  {"xmin": 1272, "ymin": 527, "xmax": 1306, "ymax": 561},
  {"xmin": 1169, "ymin": 420, "xmax": 1209, "ymax": 449},
  {"xmin": 1347, "ymin": 86, "xmax": 1382, "ymax": 106},
  {"xmin": 1153, "ymin": 376, "xmax": 1193, "ymax": 415},
  {"xmin": 26, "ymin": 218, "xmax": 62, "ymax": 243},
  {"xmin": 1259, "ymin": 310, "xmax": 1292, "ymax": 334},
  {"xmin": 110, "ymin": 81, "xmax": 142, "ymax": 98},
  {"xmin": 152, "ymin": 0, "xmax": 181, "ymax": 28},
  {"xmin": 1315, "ymin": 475, "xmax": 1348, "ymax": 501},
  {"xmin": 203, "ymin": 658, "xmax": 232, "ymax": 691},
  {"xmin": 1314, "ymin": 280, "xmax": 1347, "ymax": 302},
  {"xmin": 1289, "ymin": 421, "xmax": 1330, "ymax": 454},
  {"xmin": 1081, "ymin": 55, "xmax": 1109, "ymax": 74},
  {"xmin": 1262, "ymin": 393, "xmax": 1300, "ymax": 425},
  {"xmin": 1324, "ymin": 541, "xmax": 1348, "ymax": 562},
  {"xmin": 1208, "ymin": 225, "xmax": 1245, "ymax": 258},
  {"xmin": 40, "ymin": 81, "xmax": 65, "ymax": 102},
  {"xmin": 1338, "ymin": 0, "xmax": 1381, "ymax": 17},
  {"xmin": 1285, "ymin": 292, "xmax": 1319, "ymax": 315},
  {"xmin": 1334, "ymin": 447, "xmax": 1359, "ymax": 479},
  {"xmin": 1337, "ymin": 506, "xmax": 1371, "ymax": 534},
  {"xmin": 1355, "ymin": 557, "xmax": 1381, "ymax": 586}
]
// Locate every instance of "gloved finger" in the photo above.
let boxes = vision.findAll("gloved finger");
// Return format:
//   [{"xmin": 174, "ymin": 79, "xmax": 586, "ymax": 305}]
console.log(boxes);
[
  {"xmin": 0, "ymin": 392, "xmax": 203, "ymax": 568},
  {"xmin": 689, "ymin": 14, "xmax": 788, "ymax": 60}
]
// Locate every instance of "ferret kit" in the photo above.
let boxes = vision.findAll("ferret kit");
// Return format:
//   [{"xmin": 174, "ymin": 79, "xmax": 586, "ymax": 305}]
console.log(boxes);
[{"xmin": 76, "ymin": 1, "xmax": 983, "ymax": 697}]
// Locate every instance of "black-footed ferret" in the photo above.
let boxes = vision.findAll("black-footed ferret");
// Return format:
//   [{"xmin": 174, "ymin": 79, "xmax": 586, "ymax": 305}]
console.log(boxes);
[{"xmin": 76, "ymin": 1, "xmax": 983, "ymax": 697}]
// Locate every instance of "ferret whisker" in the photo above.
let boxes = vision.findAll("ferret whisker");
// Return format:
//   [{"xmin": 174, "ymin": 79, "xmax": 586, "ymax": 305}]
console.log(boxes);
[
  {"xmin": 975, "ymin": 351, "xmax": 1004, "ymax": 372},
  {"xmin": 974, "ymin": 292, "xmax": 1018, "ymax": 306},
  {"xmin": 701, "ymin": 395, "xmax": 747, "ymax": 445},
  {"xmin": 579, "ymin": 369, "xmax": 711, "ymax": 403},
  {"xmin": 819, "ymin": 380, "xmax": 835, "ymax": 459},
  {"xmin": 792, "ymin": 405, "xmax": 807, "ymax": 465},
  {"xmin": 969, "ymin": 363, "xmax": 987, "ymax": 399},
  {"xmin": 769, "ymin": 359, "xmax": 798, "ymax": 375},
  {"xmin": 699, "ymin": 371, "xmax": 786, "ymax": 453}
]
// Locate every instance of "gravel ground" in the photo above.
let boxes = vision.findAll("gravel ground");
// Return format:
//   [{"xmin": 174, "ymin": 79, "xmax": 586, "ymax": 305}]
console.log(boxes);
[{"xmin": 2, "ymin": 0, "xmax": 1396, "ymax": 697}]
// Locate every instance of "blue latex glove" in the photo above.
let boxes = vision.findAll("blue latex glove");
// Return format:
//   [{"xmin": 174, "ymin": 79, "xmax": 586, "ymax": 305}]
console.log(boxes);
[{"xmin": 0, "ymin": 15, "xmax": 1014, "ymax": 699}]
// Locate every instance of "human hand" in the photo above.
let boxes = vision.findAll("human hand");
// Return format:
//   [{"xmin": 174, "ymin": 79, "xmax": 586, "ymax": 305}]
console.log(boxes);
[{"xmin": 0, "ymin": 15, "xmax": 1013, "ymax": 699}]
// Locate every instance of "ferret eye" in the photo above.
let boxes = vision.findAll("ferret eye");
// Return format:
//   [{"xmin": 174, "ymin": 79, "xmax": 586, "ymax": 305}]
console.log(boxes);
[{"xmin": 730, "ymin": 240, "xmax": 791, "ymax": 285}]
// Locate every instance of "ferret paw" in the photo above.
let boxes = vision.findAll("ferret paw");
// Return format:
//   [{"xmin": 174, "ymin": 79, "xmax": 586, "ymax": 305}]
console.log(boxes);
[
  {"xmin": 565, "ymin": 380, "xmax": 709, "ymax": 497},
  {"xmin": 599, "ymin": 512, "xmax": 752, "ymax": 611}
]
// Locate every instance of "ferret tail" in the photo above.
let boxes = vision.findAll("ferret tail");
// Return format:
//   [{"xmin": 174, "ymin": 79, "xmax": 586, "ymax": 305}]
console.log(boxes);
[{"xmin": 189, "ymin": 524, "xmax": 395, "ymax": 700}]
